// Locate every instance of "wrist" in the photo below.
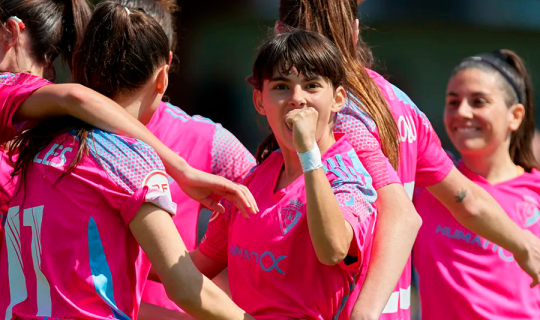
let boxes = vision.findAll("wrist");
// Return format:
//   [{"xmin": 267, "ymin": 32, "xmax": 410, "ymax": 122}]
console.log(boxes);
[{"xmin": 297, "ymin": 142, "xmax": 323, "ymax": 173}]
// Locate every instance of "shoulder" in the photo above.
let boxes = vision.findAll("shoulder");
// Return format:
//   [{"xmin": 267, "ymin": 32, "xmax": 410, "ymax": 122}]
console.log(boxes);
[
  {"xmin": 86, "ymin": 129, "xmax": 166, "ymax": 194},
  {"xmin": 157, "ymin": 102, "xmax": 217, "ymax": 126},
  {"xmin": 0, "ymin": 72, "xmax": 51, "ymax": 87}
]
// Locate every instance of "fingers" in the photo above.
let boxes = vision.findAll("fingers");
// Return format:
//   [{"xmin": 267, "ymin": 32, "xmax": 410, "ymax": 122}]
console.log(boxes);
[
  {"xmin": 201, "ymin": 198, "xmax": 225, "ymax": 213},
  {"xmin": 212, "ymin": 177, "xmax": 259, "ymax": 216},
  {"xmin": 530, "ymin": 275, "xmax": 540, "ymax": 288}
]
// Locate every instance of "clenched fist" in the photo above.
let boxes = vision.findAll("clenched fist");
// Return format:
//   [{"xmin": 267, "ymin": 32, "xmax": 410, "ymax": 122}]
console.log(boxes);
[{"xmin": 285, "ymin": 106, "xmax": 319, "ymax": 153}]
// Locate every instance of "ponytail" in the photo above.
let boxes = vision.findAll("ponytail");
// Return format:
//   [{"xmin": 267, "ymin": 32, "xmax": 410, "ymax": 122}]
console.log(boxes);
[
  {"xmin": 256, "ymin": 133, "xmax": 280, "ymax": 164},
  {"xmin": 279, "ymin": 0, "xmax": 400, "ymax": 169},
  {"xmin": 501, "ymin": 49, "xmax": 539, "ymax": 171},
  {"xmin": 0, "ymin": 0, "xmax": 91, "ymax": 72}
]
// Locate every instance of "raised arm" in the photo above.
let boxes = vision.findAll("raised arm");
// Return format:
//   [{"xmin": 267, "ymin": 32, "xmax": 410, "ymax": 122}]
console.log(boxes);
[
  {"xmin": 17, "ymin": 84, "xmax": 258, "ymax": 215},
  {"xmin": 428, "ymin": 167, "xmax": 540, "ymax": 286},
  {"xmin": 129, "ymin": 203, "xmax": 253, "ymax": 320}
]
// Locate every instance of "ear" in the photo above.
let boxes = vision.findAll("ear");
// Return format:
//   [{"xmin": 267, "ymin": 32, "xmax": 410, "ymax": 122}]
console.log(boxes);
[
  {"xmin": 168, "ymin": 51, "xmax": 173, "ymax": 65},
  {"xmin": 155, "ymin": 64, "xmax": 169, "ymax": 94},
  {"xmin": 253, "ymin": 89, "xmax": 266, "ymax": 115},
  {"xmin": 508, "ymin": 103, "xmax": 525, "ymax": 132},
  {"xmin": 352, "ymin": 19, "xmax": 360, "ymax": 46},
  {"xmin": 331, "ymin": 86, "xmax": 347, "ymax": 113},
  {"xmin": 274, "ymin": 20, "xmax": 285, "ymax": 35},
  {"xmin": 3, "ymin": 18, "xmax": 21, "ymax": 48}
]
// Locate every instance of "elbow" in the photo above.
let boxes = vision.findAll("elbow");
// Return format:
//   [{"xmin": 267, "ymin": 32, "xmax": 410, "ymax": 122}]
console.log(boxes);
[{"xmin": 316, "ymin": 246, "xmax": 349, "ymax": 266}]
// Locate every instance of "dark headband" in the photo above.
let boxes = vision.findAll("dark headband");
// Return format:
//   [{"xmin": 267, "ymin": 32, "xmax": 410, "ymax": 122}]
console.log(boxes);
[{"xmin": 462, "ymin": 52, "xmax": 523, "ymax": 104}]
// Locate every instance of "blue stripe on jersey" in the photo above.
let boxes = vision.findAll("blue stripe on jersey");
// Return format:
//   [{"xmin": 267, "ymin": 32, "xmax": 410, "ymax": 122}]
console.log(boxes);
[
  {"xmin": 88, "ymin": 218, "xmax": 132, "ymax": 320},
  {"xmin": 333, "ymin": 278, "xmax": 357, "ymax": 320},
  {"xmin": 86, "ymin": 129, "xmax": 164, "ymax": 194},
  {"xmin": 164, "ymin": 102, "xmax": 216, "ymax": 124},
  {"xmin": 345, "ymin": 150, "xmax": 377, "ymax": 203}
]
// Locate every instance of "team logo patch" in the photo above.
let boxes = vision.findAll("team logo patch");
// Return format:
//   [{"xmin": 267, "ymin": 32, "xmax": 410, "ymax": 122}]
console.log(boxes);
[
  {"xmin": 143, "ymin": 170, "xmax": 172, "ymax": 201},
  {"xmin": 279, "ymin": 199, "xmax": 303, "ymax": 235}
]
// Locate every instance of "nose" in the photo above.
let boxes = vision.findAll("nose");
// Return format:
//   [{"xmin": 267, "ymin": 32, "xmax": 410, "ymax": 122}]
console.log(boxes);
[
  {"xmin": 456, "ymin": 99, "xmax": 473, "ymax": 118},
  {"xmin": 289, "ymin": 85, "xmax": 307, "ymax": 108}
]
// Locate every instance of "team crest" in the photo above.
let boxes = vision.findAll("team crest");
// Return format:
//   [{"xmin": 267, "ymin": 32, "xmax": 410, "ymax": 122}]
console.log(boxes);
[
  {"xmin": 279, "ymin": 199, "xmax": 304, "ymax": 235},
  {"xmin": 517, "ymin": 195, "xmax": 540, "ymax": 228}
]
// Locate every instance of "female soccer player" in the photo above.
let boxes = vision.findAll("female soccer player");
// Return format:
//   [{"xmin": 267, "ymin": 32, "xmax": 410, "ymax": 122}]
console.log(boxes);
[
  {"xmin": 0, "ymin": 0, "xmax": 256, "ymax": 226},
  {"xmin": 0, "ymin": 2, "xmax": 256, "ymax": 319},
  {"xmin": 413, "ymin": 49, "xmax": 540, "ymax": 319},
  {"xmin": 190, "ymin": 29, "xmax": 379, "ymax": 320},
  {"xmin": 278, "ymin": 1, "xmax": 540, "ymax": 319}
]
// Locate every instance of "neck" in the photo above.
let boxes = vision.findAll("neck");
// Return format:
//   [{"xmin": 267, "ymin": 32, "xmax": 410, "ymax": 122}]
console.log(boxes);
[
  {"xmin": 461, "ymin": 143, "xmax": 519, "ymax": 184},
  {"xmin": 279, "ymin": 128, "xmax": 336, "ymax": 187},
  {"xmin": 114, "ymin": 87, "xmax": 160, "ymax": 125}
]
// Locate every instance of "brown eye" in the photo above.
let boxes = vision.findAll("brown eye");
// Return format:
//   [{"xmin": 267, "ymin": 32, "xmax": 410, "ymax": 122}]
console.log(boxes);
[
  {"xmin": 472, "ymin": 99, "xmax": 487, "ymax": 107},
  {"xmin": 446, "ymin": 100, "xmax": 459, "ymax": 108}
]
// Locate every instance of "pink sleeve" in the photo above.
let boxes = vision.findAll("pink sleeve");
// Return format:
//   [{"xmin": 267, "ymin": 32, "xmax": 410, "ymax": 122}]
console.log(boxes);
[
  {"xmin": 324, "ymin": 152, "xmax": 377, "ymax": 272},
  {"xmin": 0, "ymin": 73, "xmax": 50, "ymax": 144},
  {"xmin": 87, "ymin": 129, "xmax": 177, "ymax": 226},
  {"xmin": 335, "ymin": 101, "xmax": 401, "ymax": 189},
  {"xmin": 414, "ymin": 112, "xmax": 454, "ymax": 187},
  {"xmin": 211, "ymin": 124, "xmax": 256, "ymax": 183},
  {"xmin": 198, "ymin": 200, "xmax": 233, "ymax": 264}
]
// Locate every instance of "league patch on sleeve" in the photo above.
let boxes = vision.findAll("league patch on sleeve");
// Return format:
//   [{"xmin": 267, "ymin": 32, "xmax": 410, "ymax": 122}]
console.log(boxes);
[{"xmin": 143, "ymin": 170, "xmax": 173, "ymax": 202}]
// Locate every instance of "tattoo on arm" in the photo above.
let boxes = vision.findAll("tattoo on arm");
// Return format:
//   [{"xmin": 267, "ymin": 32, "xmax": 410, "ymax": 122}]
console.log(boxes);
[{"xmin": 454, "ymin": 189, "xmax": 467, "ymax": 203}]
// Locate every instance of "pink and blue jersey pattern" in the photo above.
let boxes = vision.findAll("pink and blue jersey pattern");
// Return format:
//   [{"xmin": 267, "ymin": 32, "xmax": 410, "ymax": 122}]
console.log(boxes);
[
  {"xmin": 142, "ymin": 101, "xmax": 255, "ymax": 311},
  {"xmin": 0, "ymin": 129, "xmax": 175, "ymax": 320},
  {"xmin": 200, "ymin": 133, "xmax": 377, "ymax": 320},
  {"xmin": 0, "ymin": 72, "xmax": 51, "ymax": 145},
  {"xmin": 413, "ymin": 163, "xmax": 540, "ymax": 319},
  {"xmin": 335, "ymin": 69, "xmax": 454, "ymax": 320}
]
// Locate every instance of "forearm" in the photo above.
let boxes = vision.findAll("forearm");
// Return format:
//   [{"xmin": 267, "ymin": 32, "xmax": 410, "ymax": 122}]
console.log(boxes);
[
  {"xmin": 350, "ymin": 184, "xmax": 421, "ymax": 320},
  {"xmin": 19, "ymin": 84, "xmax": 189, "ymax": 180},
  {"xmin": 304, "ymin": 168, "xmax": 353, "ymax": 265}
]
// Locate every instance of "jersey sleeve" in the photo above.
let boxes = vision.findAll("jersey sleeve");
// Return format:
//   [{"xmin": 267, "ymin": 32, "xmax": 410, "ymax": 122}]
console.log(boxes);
[
  {"xmin": 198, "ymin": 199, "xmax": 234, "ymax": 263},
  {"xmin": 87, "ymin": 129, "xmax": 177, "ymax": 225},
  {"xmin": 211, "ymin": 124, "xmax": 256, "ymax": 183},
  {"xmin": 323, "ymin": 150, "xmax": 377, "ymax": 272},
  {"xmin": 335, "ymin": 99, "xmax": 401, "ymax": 190},
  {"xmin": 395, "ymin": 88, "xmax": 453, "ymax": 187},
  {"xmin": 0, "ymin": 73, "xmax": 51, "ymax": 144}
]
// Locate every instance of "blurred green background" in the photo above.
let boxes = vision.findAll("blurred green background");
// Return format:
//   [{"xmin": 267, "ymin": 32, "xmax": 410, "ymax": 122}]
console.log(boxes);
[{"xmin": 133, "ymin": 0, "xmax": 540, "ymax": 155}]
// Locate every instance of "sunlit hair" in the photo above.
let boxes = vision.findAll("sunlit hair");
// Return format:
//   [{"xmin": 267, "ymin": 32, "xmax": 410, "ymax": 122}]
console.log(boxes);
[
  {"xmin": 451, "ymin": 49, "xmax": 539, "ymax": 171},
  {"xmin": 0, "ymin": 0, "xmax": 91, "ymax": 70},
  {"xmin": 248, "ymin": 30, "xmax": 345, "ymax": 163},
  {"xmin": 10, "ymin": 2, "xmax": 170, "ymax": 189},
  {"xmin": 278, "ymin": 0, "xmax": 400, "ymax": 169}
]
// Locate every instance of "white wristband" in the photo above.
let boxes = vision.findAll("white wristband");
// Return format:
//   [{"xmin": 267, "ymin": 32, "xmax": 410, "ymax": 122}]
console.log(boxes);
[{"xmin": 297, "ymin": 143, "xmax": 323, "ymax": 173}]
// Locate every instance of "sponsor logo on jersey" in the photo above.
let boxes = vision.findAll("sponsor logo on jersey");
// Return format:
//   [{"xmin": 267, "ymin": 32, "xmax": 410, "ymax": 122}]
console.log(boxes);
[{"xmin": 230, "ymin": 243, "xmax": 287, "ymax": 274}]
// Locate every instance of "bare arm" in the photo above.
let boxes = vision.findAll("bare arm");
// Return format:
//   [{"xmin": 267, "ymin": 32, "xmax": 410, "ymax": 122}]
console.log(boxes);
[
  {"xmin": 304, "ymin": 167, "xmax": 354, "ymax": 265},
  {"xmin": 18, "ymin": 84, "xmax": 258, "ymax": 215},
  {"xmin": 427, "ymin": 166, "xmax": 540, "ymax": 286},
  {"xmin": 129, "ymin": 203, "xmax": 254, "ymax": 320},
  {"xmin": 350, "ymin": 183, "xmax": 421, "ymax": 320}
]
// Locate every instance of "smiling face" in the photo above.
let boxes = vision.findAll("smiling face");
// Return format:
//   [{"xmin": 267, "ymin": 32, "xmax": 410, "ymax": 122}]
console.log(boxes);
[
  {"xmin": 253, "ymin": 67, "xmax": 345, "ymax": 152},
  {"xmin": 444, "ymin": 68, "xmax": 524, "ymax": 158}
]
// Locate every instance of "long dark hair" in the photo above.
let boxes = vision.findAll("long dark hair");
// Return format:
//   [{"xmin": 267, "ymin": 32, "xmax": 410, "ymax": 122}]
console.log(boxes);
[
  {"xmin": 249, "ymin": 30, "xmax": 345, "ymax": 163},
  {"xmin": 0, "ymin": 0, "xmax": 91, "ymax": 70},
  {"xmin": 111, "ymin": 0, "xmax": 179, "ymax": 52},
  {"xmin": 452, "ymin": 49, "xmax": 539, "ymax": 171},
  {"xmin": 279, "ymin": 0, "xmax": 400, "ymax": 170},
  {"xmin": 10, "ymin": 1, "xmax": 170, "ymax": 184}
]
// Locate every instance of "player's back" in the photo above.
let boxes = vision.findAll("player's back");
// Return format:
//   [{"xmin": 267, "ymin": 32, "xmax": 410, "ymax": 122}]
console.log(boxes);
[{"xmin": 0, "ymin": 129, "xmax": 173, "ymax": 320}]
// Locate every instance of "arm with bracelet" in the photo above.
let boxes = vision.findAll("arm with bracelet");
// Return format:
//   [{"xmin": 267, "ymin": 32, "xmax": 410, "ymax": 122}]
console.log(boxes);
[{"xmin": 287, "ymin": 106, "xmax": 355, "ymax": 265}]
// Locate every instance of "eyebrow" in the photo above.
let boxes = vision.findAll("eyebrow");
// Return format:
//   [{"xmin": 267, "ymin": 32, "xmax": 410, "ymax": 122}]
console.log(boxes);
[
  {"xmin": 446, "ymin": 91, "xmax": 490, "ymax": 97},
  {"xmin": 269, "ymin": 76, "xmax": 290, "ymax": 82}
]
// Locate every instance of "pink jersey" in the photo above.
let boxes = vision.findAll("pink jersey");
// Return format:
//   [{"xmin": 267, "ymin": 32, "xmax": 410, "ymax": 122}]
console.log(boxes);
[
  {"xmin": 142, "ymin": 101, "xmax": 255, "ymax": 311},
  {"xmin": 412, "ymin": 163, "xmax": 540, "ymax": 319},
  {"xmin": 200, "ymin": 133, "xmax": 377, "ymax": 320},
  {"xmin": 0, "ymin": 129, "xmax": 175, "ymax": 320},
  {"xmin": 334, "ymin": 69, "xmax": 454, "ymax": 319}
]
